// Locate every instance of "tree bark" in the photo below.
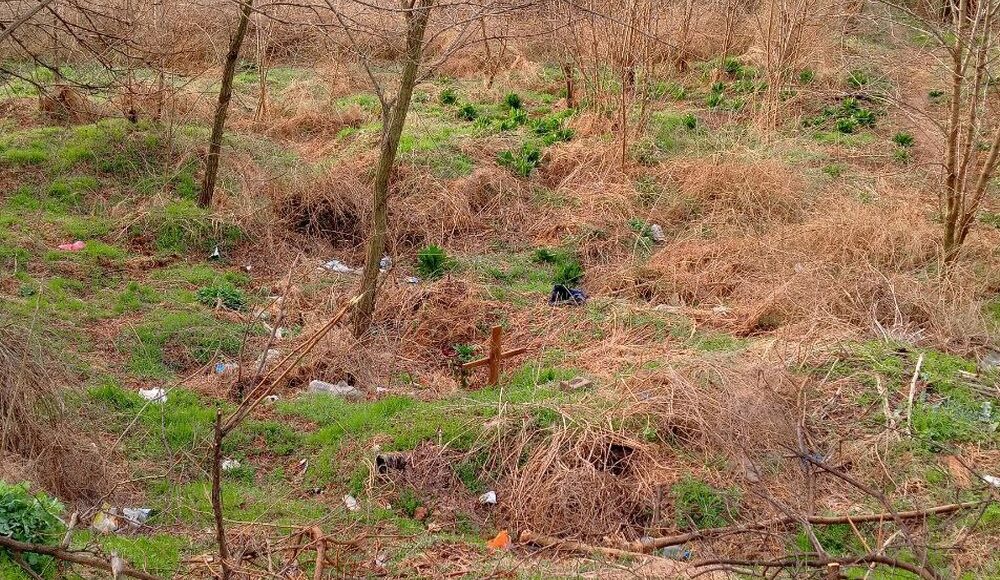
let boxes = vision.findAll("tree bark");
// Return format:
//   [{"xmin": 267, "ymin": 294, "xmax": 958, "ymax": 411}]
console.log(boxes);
[
  {"xmin": 198, "ymin": 0, "xmax": 253, "ymax": 208},
  {"xmin": 351, "ymin": 0, "xmax": 433, "ymax": 338},
  {"xmin": 211, "ymin": 408, "xmax": 231, "ymax": 580}
]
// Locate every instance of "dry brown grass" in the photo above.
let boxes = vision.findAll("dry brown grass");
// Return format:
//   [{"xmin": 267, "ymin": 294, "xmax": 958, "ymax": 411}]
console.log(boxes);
[{"xmin": 0, "ymin": 322, "xmax": 110, "ymax": 501}]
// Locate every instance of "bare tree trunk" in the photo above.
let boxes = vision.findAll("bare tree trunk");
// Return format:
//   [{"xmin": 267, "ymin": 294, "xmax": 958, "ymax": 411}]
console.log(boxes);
[
  {"xmin": 352, "ymin": 1, "xmax": 432, "ymax": 338},
  {"xmin": 942, "ymin": 0, "xmax": 968, "ymax": 261},
  {"xmin": 198, "ymin": 0, "xmax": 253, "ymax": 208}
]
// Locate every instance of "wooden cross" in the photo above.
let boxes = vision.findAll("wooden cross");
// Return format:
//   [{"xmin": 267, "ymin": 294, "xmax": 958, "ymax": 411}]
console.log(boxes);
[{"xmin": 461, "ymin": 326, "xmax": 527, "ymax": 386}]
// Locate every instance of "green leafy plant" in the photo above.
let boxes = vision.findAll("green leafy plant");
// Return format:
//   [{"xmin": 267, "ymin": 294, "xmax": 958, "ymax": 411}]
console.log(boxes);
[
  {"xmin": 0, "ymin": 482, "xmax": 64, "ymax": 574},
  {"xmin": 798, "ymin": 68, "xmax": 816, "ymax": 84},
  {"xmin": 196, "ymin": 283, "xmax": 247, "ymax": 311},
  {"xmin": 438, "ymin": 88, "xmax": 458, "ymax": 105},
  {"xmin": 835, "ymin": 117, "xmax": 858, "ymax": 134},
  {"xmin": 457, "ymin": 103, "xmax": 478, "ymax": 121},
  {"xmin": 893, "ymin": 132, "xmax": 915, "ymax": 147},
  {"xmin": 497, "ymin": 143, "xmax": 542, "ymax": 177},
  {"xmin": 416, "ymin": 244, "xmax": 453, "ymax": 278},
  {"xmin": 706, "ymin": 91, "xmax": 724, "ymax": 108},
  {"xmin": 681, "ymin": 113, "xmax": 698, "ymax": 130},
  {"xmin": 554, "ymin": 259, "xmax": 584, "ymax": 286},
  {"xmin": 503, "ymin": 91, "xmax": 522, "ymax": 110},
  {"xmin": 847, "ymin": 68, "xmax": 872, "ymax": 88}
]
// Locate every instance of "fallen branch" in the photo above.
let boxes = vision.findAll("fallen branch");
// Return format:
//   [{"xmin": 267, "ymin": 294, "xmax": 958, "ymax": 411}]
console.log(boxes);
[
  {"xmin": 693, "ymin": 554, "xmax": 936, "ymax": 580},
  {"xmin": 627, "ymin": 500, "xmax": 985, "ymax": 552},
  {"xmin": 520, "ymin": 500, "xmax": 986, "ymax": 559},
  {"xmin": 0, "ymin": 535, "xmax": 161, "ymax": 580}
]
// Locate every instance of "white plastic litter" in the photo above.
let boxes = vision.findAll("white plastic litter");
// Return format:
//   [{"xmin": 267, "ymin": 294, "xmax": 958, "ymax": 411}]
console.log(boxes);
[
  {"xmin": 320, "ymin": 259, "xmax": 358, "ymax": 274},
  {"xmin": 649, "ymin": 224, "xmax": 666, "ymax": 243},
  {"xmin": 405, "ymin": 276, "xmax": 420, "ymax": 284},
  {"xmin": 138, "ymin": 388, "xmax": 166, "ymax": 403},
  {"xmin": 215, "ymin": 362, "xmax": 239, "ymax": 375},
  {"xmin": 380, "ymin": 255, "xmax": 393, "ymax": 272},
  {"xmin": 122, "ymin": 508, "xmax": 152, "ymax": 526},
  {"xmin": 983, "ymin": 474, "xmax": 1000, "ymax": 488},
  {"xmin": 308, "ymin": 380, "xmax": 363, "ymax": 399},
  {"xmin": 343, "ymin": 495, "xmax": 360, "ymax": 512},
  {"xmin": 264, "ymin": 394, "xmax": 280, "ymax": 403},
  {"xmin": 221, "ymin": 459, "xmax": 241, "ymax": 472},
  {"xmin": 256, "ymin": 349, "xmax": 281, "ymax": 369},
  {"xmin": 479, "ymin": 491, "xmax": 497, "ymax": 505},
  {"xmin": 209, "ymin": 246, "xmax": 221, "ymax": 260}
]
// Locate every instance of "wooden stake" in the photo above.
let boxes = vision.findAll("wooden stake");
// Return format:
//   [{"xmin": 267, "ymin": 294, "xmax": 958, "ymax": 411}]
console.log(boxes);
[{"xmin": 461, "ymin": 325, "xmax": 528, "ymax": 386}]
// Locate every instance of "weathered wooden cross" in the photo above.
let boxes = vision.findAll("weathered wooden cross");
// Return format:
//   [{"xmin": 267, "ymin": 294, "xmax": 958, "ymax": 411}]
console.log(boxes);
[{"xmin": 461, "ymin": 325, "xmax": 528, "ymax": 386}]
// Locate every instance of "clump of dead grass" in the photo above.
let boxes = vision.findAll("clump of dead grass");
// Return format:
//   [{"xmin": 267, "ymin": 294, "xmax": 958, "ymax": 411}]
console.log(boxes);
[
  {"xmin": 0, "ymin": 323, "xmax": 110, "ymax": 501},
  {"xmin": 275, "ymin": 162, "xmax": 370, "ymax": 248}
]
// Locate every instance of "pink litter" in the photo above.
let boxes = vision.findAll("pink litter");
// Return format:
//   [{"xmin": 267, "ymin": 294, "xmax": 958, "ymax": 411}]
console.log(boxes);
[{"xmin": 58, "ymin": 240, "xmax": 86, "ymax": 251}]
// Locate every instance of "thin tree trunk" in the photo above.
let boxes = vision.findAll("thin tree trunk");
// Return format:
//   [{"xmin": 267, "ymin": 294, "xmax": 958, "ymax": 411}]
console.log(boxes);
[
  {"xmin": 198, "ymin": 0, "xmax": 253, "ymax": 208},
  {"xmin": 352, "ymin": 1, "xmax": 432, "ymax": 338},
  {"xmin": 211, "ymin": 409, "xmax": 231, "ymax": 580}
]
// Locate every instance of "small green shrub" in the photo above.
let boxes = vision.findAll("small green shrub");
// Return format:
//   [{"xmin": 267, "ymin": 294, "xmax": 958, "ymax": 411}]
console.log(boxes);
[
  {"xmin": 416, "ymin": 244, "xmax": 453, "ymax": 279},
  {"xmin": 553, "ymin": 259, "xmax": 584, "ymax": 286},
  {"xmin": 706, "ymin": 91, "xmax": 724, "ymax": 108},
  {"xmin": 893, "ymin": 132, "xmax": 915, "ymax": 147},
  {"xmin": 822, "ymin": 163, "xmax": 845, "ymax": 178},
  {"xmin": 835, "ymin": 117, "xmax": 858, "ymax": 134},
  {"xmin": 438, "ymin": 88, "xmax": 458, "ymax": 105},
  {"xmin": 721, "ymin": 57, "xmax": 743, "ymax": 76},
  {"xmin": 395, "ymin": 487, "xmax": 422, "ymax": 518},
  {"xmin": 0, "ymin": 482, "xmax": 64, "ymax": 574},
  {"xmin": 681, "ymin": 113, "xmax": 698, "ymax": 130},
  {"xmin": 798, "ymin": 69, "xmax": 815, "ymax": 84},
  {"xmin": 196, "ymin": 283, "xmax": 248, "ymax": 311},
  {"xmin": 893, "ymin": 147, "xmax": 912, "ymax": 164},
  {"xmin": 671, "ymin": 477, "xmax": 739, "ymax": 530},
  {"xmin": 457, "ymin": 103, "xmax": 478, "ymax": 121},
  {"xmin": 847, "ymin": 68, "xmax": 872, "ymax": 88},
  {"xmin": 503, "ymin": 91, "xmax": 523, "ymax": 110},
  {"xmin": 497, "ymin": 143, "xmax": 542, "ymax": 177},
  {"xmin": 532, "ymin": 247, "xmax": 562, "ymax": 264}
]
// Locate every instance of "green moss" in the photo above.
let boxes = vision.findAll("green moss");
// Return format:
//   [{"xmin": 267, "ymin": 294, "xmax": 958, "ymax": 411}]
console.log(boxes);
[
  {"xmin": 671, "ymin": 476, "xmax": 740, "ymax": 530},
  {"xmin": 2, "ymin": 147, "xmax": 48, "ymax": 165}
]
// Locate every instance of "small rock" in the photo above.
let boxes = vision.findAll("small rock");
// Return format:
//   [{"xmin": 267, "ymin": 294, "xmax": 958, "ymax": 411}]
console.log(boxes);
[
  {"xmin": 308, "ymin": 380, "xmax": 363, "ymax": 399},
  {"xmin": 559, "ymin": 377, "xmax": 592, "ymax": 391},
  {"xmin": 343, "ymin": 495, "xmax": 360, "ymax": 512},
  {"xmin": 221, "ymin": 459, "xmax": 241, "ymax": 472},
  {"xmin": 414, "ymin": 506, "xmax": 428, "ymax": 521},
  {"xmin": 649, "ymin": 224, "xmax": 666, "ymax": 243},
  {"xmin": 138, "ymin": 388, "xmax": 166, "ymax": 403},
  {"xmin": 479, "ymin": 491, "xmax": 497, "ymax": 505}
]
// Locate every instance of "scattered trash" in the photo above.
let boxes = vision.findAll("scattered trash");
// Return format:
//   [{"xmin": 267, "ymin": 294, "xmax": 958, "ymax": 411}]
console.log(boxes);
[
  {"xmin": 256, "ymin": 348, "xmax": 281, "ymax": 369},
  {"xmin": 121, "ymin": 508, "xmax": 153, "ymax": 527},
  {"xmin": 414, "ymin": 506, "xmax": 428, "ymax": 521},
  {"xmin": 92, "ymin": 505, "xmax": 118, "ymax": 534},
  {"xmin": 549, "ymin": 284, "xmax": 587, "ymax": 306},
  {"xmin": 487, "ymin": 530, "xmax": 512, "ymax": 551},
  {"xmin": 208, "ymin": 246, "xmax": 221, "ymax": 260},
  {"xmin": 980, "ymin": 401, "xmax": 993, "ymax": 423},
  {"xmin": 57, "ymin": 240, "xmax": 86, "ymax": 251},
  {"xmin": 479, "ymin": 491, "xmax": 497, "ymax": 505},
  {"xmin": 319, "ymin": 259, "xmax": 359, "ymax": 275},
  {"xmin": 138, "ymin": 388, "xmax": 166, "ymax": 403},
  {"xmin": 374, "ymin": 550, "xmax": 390, "ymax": 568},
  {"xmin": 711, "ymin": 305, "xmax": 731, "ymax": 315},
  {"xmin": 308, "ymin": 379, "xmax": 363, "ymax": 399},
  {"xmin": 264, "ymin": 394, "xmax": 280, "ymax": 403},
  {"xmin": 405, "ymin": 276, "xmax": 420, "ymax": 284},
  {"xmin": 649, "ymin": 224, "xmax": 666, "ymax": 243},
  {"xmin": 343, "ymin": 495, "xmax": 360, "ymax": 512},
  {"xmin": 659, "ymin": 546, "xmax": 692, "ymax": 560},
  {"xmin": 221, "ymin": 459, "xmax": 241, "ymax": 472},
  {"xmin": 262, "ymin": 322, "xmax": 286, "ymax": 339},
  {"xmin": 559, "ymin": 377, "xmax": 592, "ymax": 391},
  {"xmin": 983, "ymin": 474, "xmax": 1000, "ymax": 488},
  {"xmin": 375, "ymin": 452, "xmax": 407, "ymax": 474},
  {"xmin": 380, "ymin": 255, "xmax": 392, "ymax": 272},
  {"xmin": 214, "ymin": 362, "xmax": 239, "ymax": 375}
]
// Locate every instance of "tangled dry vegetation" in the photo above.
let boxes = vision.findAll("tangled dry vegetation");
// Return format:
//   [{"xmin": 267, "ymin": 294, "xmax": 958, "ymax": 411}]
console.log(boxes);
[{"xmin": 0, "ymin": 0, "xmax": 999, "ymax": 578}]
